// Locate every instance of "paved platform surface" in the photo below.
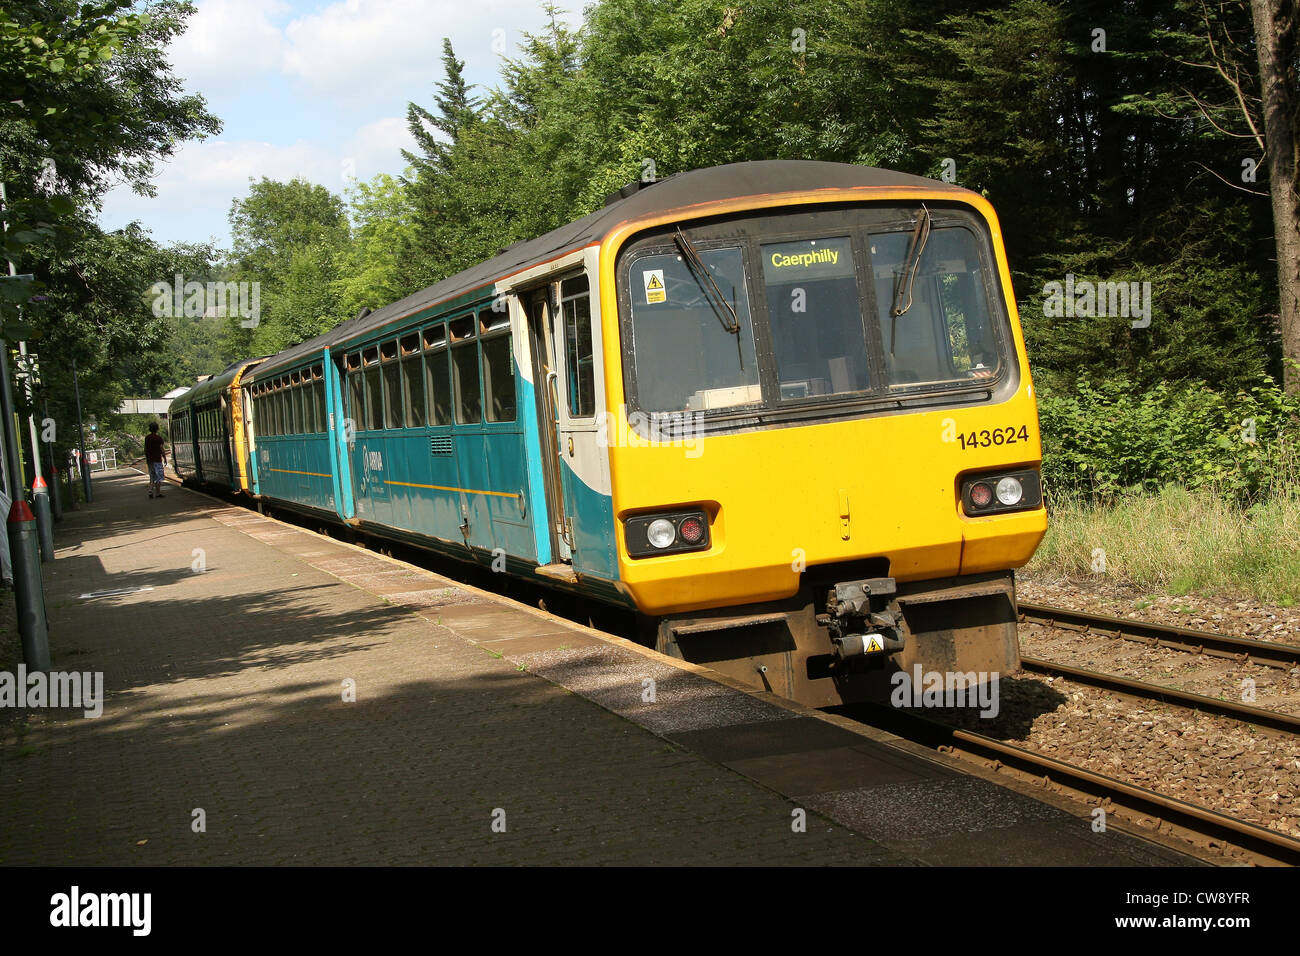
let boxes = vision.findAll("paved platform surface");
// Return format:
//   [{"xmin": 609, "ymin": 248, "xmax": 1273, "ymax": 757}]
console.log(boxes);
[{"xmin": 0, "ymin": 470, "xmax": 1202, "ymax": 865}]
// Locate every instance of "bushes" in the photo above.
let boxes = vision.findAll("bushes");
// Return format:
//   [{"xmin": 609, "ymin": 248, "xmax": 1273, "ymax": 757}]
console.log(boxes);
[{"xmin": 1035, "ymin": 371, "xmax": 1300, "ymax": 501}]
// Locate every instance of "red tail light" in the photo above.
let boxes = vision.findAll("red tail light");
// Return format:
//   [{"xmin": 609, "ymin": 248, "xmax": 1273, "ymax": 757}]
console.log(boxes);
[{"xmin": 678, "ymin": 516, "xmax": 705, "ymax": 544}]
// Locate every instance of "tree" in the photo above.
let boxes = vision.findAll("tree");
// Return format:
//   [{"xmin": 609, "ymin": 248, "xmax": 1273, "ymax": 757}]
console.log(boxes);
[
  {"xmin": 226, "ymin": 177, "xmax": 349, "ymax": 356},
  {"xmin": 1249, "ymin": 0, "xmax": 1299, "ymax": 392},
  {"xmin": 333, "ymin": 174, "xmax": 421, "ymax": 319},
  {"xmin": 0, "ymin": 0, "xmax": 219, "ymax": 481}
]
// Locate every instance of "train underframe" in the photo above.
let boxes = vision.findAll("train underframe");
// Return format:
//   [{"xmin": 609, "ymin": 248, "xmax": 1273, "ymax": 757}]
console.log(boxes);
[{"xmin": 649, "ymin": 569, "xmax": 1020, "ymax": 708}]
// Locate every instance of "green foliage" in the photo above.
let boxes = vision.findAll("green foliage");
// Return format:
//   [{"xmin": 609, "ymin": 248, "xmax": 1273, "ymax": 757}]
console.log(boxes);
[
  {"xmin": 1035, "ymin": 370, "xmax": 1300, "ymax": 500},
  {"xmin": 226, "ymin": 177, "xmax": 349, "ymax": 356},
  {"xmin": 333, "ymin": 174, "xmax": 421, "ymax": 319}
]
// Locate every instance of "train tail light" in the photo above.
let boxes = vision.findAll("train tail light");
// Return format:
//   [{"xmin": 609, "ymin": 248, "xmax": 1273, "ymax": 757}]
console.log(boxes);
[
  {"xmin": 961, "ymin": 469, "xmax": 1041, "ymax": 516},
  {"xmin": 625, "ymin": 509, "xmax": 711, "ymax": 558}
]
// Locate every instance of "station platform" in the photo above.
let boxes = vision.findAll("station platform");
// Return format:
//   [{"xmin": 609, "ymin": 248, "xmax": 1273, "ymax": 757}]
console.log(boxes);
[{"xmin": 0, "ymin": 470, "xmax": 1202, "ymax": 866}]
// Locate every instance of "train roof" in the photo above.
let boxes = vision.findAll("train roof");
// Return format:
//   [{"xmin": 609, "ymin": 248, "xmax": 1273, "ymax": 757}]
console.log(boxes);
[
  {"xmin": 172, "ymin": 356, "xmax": 265, "ymax": 408},
  {"xmin": 249, "ymin": 160, "xmax": 963, "ymax": 379}
]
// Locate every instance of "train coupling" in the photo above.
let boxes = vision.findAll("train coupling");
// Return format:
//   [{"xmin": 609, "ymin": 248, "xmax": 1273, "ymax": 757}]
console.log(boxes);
[{"xmin": 821, "ymin": 577, "xmax": 905, "ymax": 664}]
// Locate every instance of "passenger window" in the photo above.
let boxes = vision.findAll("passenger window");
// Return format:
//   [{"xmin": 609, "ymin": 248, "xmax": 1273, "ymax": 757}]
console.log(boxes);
[
  {"xmin": 480, "ymin": 334, "xmax": 516, "ymax": 422},
  {"xmin": 403, "ymin": 354, "xmax": 425, "ymax": 427},
  {"xmin": 314, "ymin": 380, "xmax": 326, "ymax": 433},
  {"xmin": 561, "ymin": 275, "xmax": 595, "ymax": 417},
  {"xmin": 383, "ymin": 361, "xmax": 401, "ymax": 429},
  {"xmin": 349, "ymin": 372, "xmax": 365, "ymax": 433},
  {"xmin": 426, "ymin": 348, "xmax": 452, "ymax": 426},
  {"xmin": 452, "ymin": 343, "xmax": 481, "ymax": 424},
  {"xmin": 364, "ymin": 364, "xmax": 382, "ymax": 430}
]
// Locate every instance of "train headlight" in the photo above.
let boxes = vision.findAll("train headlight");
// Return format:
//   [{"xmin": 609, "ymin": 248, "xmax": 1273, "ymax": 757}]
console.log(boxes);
[
  {"xmin": 624, "ymin": 509, "xmax": 712, "ymax": 558},
  {"xmin": 647, "ymin": 519, "xmax": 676, "ymax": 549},
  {"xmin": 961, "ymin": 469, "xmax": 1042, "ymax": 516},
  {"xmin": 995, "ymin": 477, "xmax": 1023, "ymax": 506}
]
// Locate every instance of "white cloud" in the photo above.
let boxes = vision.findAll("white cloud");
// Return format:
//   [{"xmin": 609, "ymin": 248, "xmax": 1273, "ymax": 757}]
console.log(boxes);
[
  {"xmin": 343, "ymin": 116, "xmax": 418, "ymax": 178},
  {"xmin": 280, "ymin": 0, "xmax": 587, "ymax": 107},
  {"xmin": 168, "ymin": 0, "xmax": 290, "ymax": 96},
  {"xmin": 100, "ymin": 0, "xmax": 590, "ymax": 245},
  {"xmin": 99, "ymin": 117, "xmax": 418, "ymax": 245}
]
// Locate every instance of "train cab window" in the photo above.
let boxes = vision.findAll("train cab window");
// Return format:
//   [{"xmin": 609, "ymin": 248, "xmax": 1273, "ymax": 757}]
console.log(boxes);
[
  {"xmin": 626, "ymin": 246, "xmax": 760, "ymax": 413},
  {"xmin": 761, "ymin": 236, "xmax": 871, "ymax": 399},
  {"xmin": 870, "ymin": 226, "xmax": 1002, "ymax": 387},
  {"xmin": 560, "ymin": 275, "xmax": 594, "ymax": 418},
  {"xmin": 452, "ymin": 341, "xmax": 482, "ymax": 424},
  {"xmin": 425, "ymin": 346, "xmax": 452, "ymax": 426},
  {"xmin": 480, "ymin": 333, "xmax": 516, "ymax": 423}
]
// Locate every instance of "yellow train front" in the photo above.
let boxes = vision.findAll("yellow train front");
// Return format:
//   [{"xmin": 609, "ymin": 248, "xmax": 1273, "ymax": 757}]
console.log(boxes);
[{"xmin": 597, "ymin": 162, "xmax": 1046, "ymax": 706}]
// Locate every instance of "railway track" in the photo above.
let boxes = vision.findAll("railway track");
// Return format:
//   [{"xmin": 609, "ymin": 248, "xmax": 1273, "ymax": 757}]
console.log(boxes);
[
  {"xmin": 858, "ymin": 703, "xmax": 1300, "ymax": 867},
  {"xmin": 1017, "ymin": 656, "xmax": 1300, "ymax": 736},
  {"xmin": 1019, "ymin": 601, "xmax": 1300, "ymax": 669},
  {"xmin": 127, "ymin": 470, "xmax": 1300, "ymax": 864}
]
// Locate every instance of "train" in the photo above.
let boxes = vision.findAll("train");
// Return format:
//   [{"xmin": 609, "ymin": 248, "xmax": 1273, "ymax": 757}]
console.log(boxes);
[{"xmin": 169, "ymin": 160, "xmax": 1047, "ymax": 708}]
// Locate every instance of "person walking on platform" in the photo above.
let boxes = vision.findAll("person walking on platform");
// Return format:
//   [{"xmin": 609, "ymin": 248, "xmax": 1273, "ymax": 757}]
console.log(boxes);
[{"xmin": 145, "ymin": 422, "xmax": 167, "ymax": 499}]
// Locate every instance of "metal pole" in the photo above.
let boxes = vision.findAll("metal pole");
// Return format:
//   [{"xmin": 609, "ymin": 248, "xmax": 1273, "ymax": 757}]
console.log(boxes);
[
  {"xmin": 0, "ymin": 345, "xmax": 48, "ymax": 666},
  {"xmin": 8, "ymin": 499, "xmax": 50, "ymax": 670},
  {"xmin": 18, "ymin": 342, "xmax": 51, "ymax": 558},
  {"xmin": 71, "ymin": 355, "xmax": 91, "ymax": 503},
  {"xmin": 43, "ymin": 399, "xmax": 61, "ymax": 520},
  {"xmin": 0, "ymin": 345, "xmax": 25, "ymax": 509}
]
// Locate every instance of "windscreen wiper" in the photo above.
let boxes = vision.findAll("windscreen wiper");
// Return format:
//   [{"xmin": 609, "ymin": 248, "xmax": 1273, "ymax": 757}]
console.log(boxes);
[
  {"xmin": 890, "ymin": 205, "xmax": 931, "ymax": 355},
  {"xmin": 675, "ymin": 228, "xmax": 745, "ymax": 369}
]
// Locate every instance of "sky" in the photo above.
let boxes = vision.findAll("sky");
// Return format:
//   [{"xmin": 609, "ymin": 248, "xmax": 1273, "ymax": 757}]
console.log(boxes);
[{"xmin": 97, "ymin": 0, "xmax": 589, "ymax": 250}]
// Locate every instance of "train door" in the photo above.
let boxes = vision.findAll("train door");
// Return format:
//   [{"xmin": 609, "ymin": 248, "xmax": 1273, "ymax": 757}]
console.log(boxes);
[{"xmin": 525, "ymin": 288, "xmax": 572, "ymax": 564}]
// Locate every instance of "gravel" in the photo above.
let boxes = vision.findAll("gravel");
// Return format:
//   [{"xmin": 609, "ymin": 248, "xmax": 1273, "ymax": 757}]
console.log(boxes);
[{"xmin": 911, "ymin": 570, "xmax": 1300, "ymax": 839}]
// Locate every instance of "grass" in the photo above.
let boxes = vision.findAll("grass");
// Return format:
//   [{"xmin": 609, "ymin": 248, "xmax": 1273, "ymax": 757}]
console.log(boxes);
[{"xmin": 1026, "ymin": 483, "xmax": 1300, "ymax": 606}]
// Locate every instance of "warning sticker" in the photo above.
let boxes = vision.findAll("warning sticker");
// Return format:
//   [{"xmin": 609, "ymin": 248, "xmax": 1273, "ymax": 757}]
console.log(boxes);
[
  {"xmin": 865, "ymin": 635, "xmax": 883, "ymax": 653},
  {"xmin": 643, "ymin": 269, "xmax": 666, "ymax": 304}
]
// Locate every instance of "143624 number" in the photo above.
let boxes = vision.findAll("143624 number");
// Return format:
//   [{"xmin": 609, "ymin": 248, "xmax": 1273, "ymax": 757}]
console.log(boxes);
[{"xmin": 959, "ymin": 425, "xmax": 1029, "ymax": 450}]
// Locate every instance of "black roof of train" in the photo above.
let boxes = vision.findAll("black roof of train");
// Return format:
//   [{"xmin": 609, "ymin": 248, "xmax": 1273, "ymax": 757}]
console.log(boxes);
[{"xmin": 249, "ymin": 160, "xmax": 963, "ymax": 378}]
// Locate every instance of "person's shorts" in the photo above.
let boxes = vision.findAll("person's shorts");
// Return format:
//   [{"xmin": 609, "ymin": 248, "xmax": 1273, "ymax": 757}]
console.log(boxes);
[{"xmin": 149, "ymin": 462, "xmax": 165, "ymax": 483}]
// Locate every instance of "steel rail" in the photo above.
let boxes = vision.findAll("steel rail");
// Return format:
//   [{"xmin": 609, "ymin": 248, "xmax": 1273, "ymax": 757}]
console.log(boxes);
[
  {"xmin": 1019, "ymin": 656, "xmax": 1300, "ymax": 736},
  {"xmin": 857, "ymin": 704, "xmax": 1300, "ymax": 866},
  {"xmin": 942, "ymin": 724, "xmax": 1300, "ymax": 866},
  {"xmin": 1019, "ymin": 601, "xmax": 1300, "ymax": 669}
]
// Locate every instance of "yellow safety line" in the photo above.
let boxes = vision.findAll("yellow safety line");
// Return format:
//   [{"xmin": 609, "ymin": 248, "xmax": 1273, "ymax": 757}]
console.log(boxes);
[
  {"xmin": 383, "ymin": 480, "xmax": 520, "ymax": 499},
  {"xmin": 268, "ymin": 467, "xmax": 332, "ymax": 478}
]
